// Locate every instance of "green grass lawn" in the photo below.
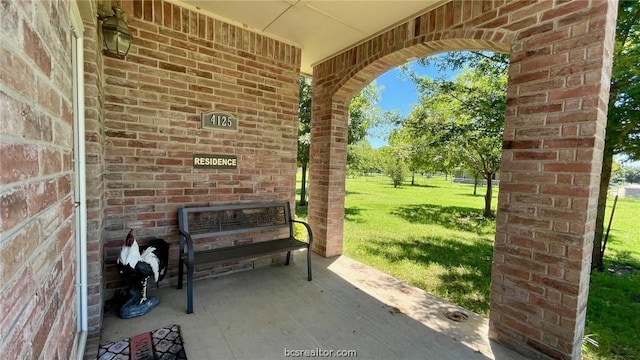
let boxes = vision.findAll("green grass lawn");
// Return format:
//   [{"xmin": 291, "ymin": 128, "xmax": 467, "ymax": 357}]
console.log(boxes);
[
  {"xmin": 295, "ymin": 173, "xmax": 640, "ymax": 360},
  {"xmin": 583, "ymin": 189, "xmax": 640, "ymax": 360},
  {"xmin": 340, "ymin": 175, "xmax": 498, "ymax": 315}
]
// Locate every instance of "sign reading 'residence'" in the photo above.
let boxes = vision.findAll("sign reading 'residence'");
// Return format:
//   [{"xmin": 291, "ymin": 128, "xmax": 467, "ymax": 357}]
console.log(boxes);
[{"xmin": 193, "ymin": 154, "xmax": 237, "ymax": 169}]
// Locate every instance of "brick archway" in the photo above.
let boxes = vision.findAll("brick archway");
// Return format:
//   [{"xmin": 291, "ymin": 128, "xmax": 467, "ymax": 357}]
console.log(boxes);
[
  {"xmin": 309, "ymin": 1, "xmax": 618, "ymax": 359},
  {"xmin": 309, "ymin": 31, "xmax": 512, "ymax": 257},
  {"xmin": 334, "ymin": 28, "xmax": 514, "ymax": 101}
]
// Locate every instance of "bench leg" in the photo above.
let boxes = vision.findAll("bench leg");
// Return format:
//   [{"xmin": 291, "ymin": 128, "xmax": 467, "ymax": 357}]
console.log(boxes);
[
  {"xmin": 187, "ymin": 262, "xmax": 194, "ymax": 314},
  {"xmin": 177, "ymin": 257, "xmax": 184, "ymax": 289},
  {"xmin": 307, "ymin": 249, "xmax": 312, "ymax": 281},
  {"xmin": 285, "ymin": 251, "xmax": 291, "ymax": 265}
]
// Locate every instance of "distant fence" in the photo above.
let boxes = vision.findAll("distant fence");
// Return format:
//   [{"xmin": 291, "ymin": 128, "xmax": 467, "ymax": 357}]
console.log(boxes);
[
  {"xmin": 453, "ymin": 178, "xmax": 500, "ymax": 186},
  {"xmin": 616, "ymin": 185, "xmax": 640, "ymax": 199}
]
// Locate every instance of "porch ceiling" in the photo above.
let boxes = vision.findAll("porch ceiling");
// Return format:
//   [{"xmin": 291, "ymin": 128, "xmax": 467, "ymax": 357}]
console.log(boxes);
[{"xmin": 175, "ymin": 0, "xmax": 446, "ymax": 74}]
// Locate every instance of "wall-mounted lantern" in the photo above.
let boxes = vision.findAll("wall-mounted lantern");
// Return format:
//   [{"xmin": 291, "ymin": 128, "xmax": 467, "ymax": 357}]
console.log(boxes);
[{"xmin": 98, "ymin": 6, "xmax": 132, "ymax": 58}]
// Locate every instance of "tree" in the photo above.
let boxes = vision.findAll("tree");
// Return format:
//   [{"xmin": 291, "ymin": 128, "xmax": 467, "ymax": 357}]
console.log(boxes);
[
  {"xmin": 611, "ymin": 160, "xmax": 624, "ymax": 183},
  {"xmin": 379, "ymin": 146, "xmax": 409, "ymax": 187},
  {"xmin": 412, "ymin": 52, "xmax": 509, "ymax": 183},
  {"xmin": 405, "ymin": 61, "xmax": 507, "ymax": 217},
  {"xmin": 343, "ymin": 82, "xmax": 384, "ymax": 176},
  {"xmin": 388, "ymin": 126, "xmax": 436, "ymax": 185},
  {"xmin": 624, "ymin": 166, "xmax": 640, "ymax": 184},
  {"xmin": 347, "ymin": 141, "xmax": 377, "ymax": 177},
  {"xmin": 348, "ymin": 82, "xmax": 382, "ymax": 144},
  {"xmin": 592, "ymin": 0, "xmax": 640, "ymax": 270},
  {"xmin": 297, "ymin": 78, "xmax": 383, "ymax": 205},
  {"xmin": 297, "ymin": 76, "xmax": 312, "ymax": 206},
  {"xmin": 427, "ymin": 141, "xmax": 464, "ymax": 180}
]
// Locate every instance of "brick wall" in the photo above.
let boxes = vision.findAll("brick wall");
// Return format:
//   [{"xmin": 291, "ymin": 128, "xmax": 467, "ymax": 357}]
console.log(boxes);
[
  {"xmin": 310, "ymin": 1, "xmax": 617, "ymax": 359},
  {"xmin": 82, "ymin": 0, "xmax": 107, "ymax": 349},
  {"xmin": 0, "ymin": 0, "xmax": 79, "ymax": 358},
  {"xmin": 100, "ymin": 0, "xmax": 301, "ymax": 291}
]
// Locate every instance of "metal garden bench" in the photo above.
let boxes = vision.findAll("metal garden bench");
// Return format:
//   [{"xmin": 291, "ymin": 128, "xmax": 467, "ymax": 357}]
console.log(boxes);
[{"xmin": 177, "ymin": 202, "xmax": 313, "ymax": 314}]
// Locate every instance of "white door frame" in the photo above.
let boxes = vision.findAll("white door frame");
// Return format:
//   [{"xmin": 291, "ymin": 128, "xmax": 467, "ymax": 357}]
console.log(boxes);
[{"xmin": 70, "ymin": 2, "xmax": 88, "ymax": 358}]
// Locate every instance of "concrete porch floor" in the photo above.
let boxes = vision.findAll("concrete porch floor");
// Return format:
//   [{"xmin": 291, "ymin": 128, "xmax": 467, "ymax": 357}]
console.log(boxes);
[{"xmin": 99, "ymin": 251, "xmax": 529, "ymax": 360}]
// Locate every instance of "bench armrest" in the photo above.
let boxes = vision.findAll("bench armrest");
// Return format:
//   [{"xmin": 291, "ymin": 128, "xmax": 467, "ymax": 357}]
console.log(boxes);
[
  {"xmin": 290, "ymin": 219, "xmax": 313, "ymax": 248},
  {"xmin": 178, "ymin": 228, "xmax": 195, "ymax": 264}
]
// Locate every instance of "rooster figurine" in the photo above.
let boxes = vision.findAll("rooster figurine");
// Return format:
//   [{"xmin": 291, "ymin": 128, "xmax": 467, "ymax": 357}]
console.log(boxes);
[{"xmin": 116, "ymin": 229, "xmax": 169, "ymax": 318}]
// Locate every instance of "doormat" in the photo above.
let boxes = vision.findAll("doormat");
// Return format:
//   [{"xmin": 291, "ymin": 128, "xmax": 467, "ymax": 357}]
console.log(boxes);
[{"xmin": 97, "ymin": 324, "xmax": 187, "ymax": 360}]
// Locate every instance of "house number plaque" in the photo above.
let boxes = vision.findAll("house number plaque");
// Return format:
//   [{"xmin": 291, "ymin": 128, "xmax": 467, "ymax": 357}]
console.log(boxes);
[{"xmin": 201, "ymin": 111, "xmax": 237, "ymax": 130}]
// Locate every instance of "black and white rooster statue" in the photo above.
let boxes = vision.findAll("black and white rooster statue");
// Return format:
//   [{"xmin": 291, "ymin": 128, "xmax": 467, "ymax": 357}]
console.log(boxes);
[{"xmin": 116, "ymin": 229, "xmax": 169, "ymax": 318}]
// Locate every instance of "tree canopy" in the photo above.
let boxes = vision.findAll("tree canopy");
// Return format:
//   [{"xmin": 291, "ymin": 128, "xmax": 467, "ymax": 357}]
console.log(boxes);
[
  {"xmin": 297, "ymin": 76, "xmax": 312, "ymax": 169},
  {"xmin": 593, "ymin": 0, "xmax": 640, "ymax": 270},
  {"xmin": 607, "ymin": 0, "xmax": 640, "ymax": 160},
  {"xmin": 348, "ymin": 83, "xmax": 382, "ymax": 144},
  {"xmin": 297, "ymin": 76, "xmax": 312, "ymax": 205}
]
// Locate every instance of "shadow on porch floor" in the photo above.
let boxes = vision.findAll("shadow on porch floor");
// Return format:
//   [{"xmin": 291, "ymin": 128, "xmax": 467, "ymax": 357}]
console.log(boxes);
[{"xmin": 96, "ymin": 252, "xmax": 528, "ymax": 360}]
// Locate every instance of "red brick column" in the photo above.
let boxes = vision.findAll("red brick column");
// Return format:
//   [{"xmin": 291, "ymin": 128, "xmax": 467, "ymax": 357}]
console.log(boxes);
[
  {"xmin": 308, "ymin": 87, "xmax": 349, "ymax": 257},
  {"xmin": 490, "ymin": 2, "xmax": 618, "ymax": 359}
]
